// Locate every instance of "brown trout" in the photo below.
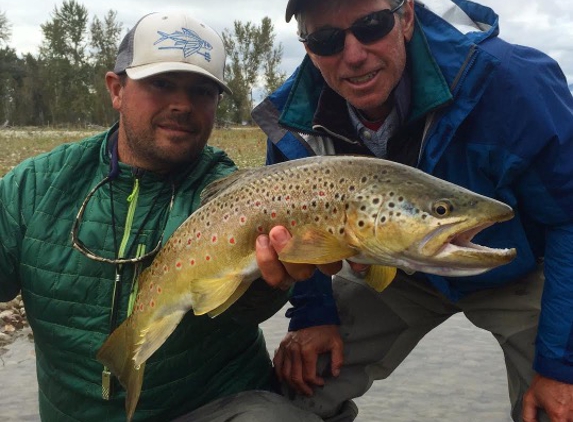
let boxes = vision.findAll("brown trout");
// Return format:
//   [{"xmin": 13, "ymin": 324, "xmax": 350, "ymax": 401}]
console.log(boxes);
[{"xmin": 96, "ymin": 155, "xmax": 516, "ymax": 420}]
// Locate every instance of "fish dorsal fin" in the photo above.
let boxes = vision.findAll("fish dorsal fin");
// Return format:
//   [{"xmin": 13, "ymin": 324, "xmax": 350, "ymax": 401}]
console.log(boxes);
[
  {"xmin": 278, "ymin": 226, "xmax": 358, "ymax": 264},
  {"xmin": 200, "ymin": 169, "xmax": 257, "ymax": 205},
  {"xmin": 364, "ymin": 265, "xmax": 398, "ymax": 292}
]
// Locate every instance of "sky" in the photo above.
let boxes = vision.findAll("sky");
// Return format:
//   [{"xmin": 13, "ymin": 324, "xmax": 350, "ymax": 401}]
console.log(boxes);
[{"xmin": 3, "ymin": 0, "xmax": 573, "ymax": 88}]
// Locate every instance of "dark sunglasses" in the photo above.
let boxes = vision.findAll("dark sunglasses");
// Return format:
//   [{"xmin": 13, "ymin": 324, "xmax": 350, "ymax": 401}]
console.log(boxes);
[{"xmin": 300, "ymin": 0, "xmax": 406, "ymax": 56}]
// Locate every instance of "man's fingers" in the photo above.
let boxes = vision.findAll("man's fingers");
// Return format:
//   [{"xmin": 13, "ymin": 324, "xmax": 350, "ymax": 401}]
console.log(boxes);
[
  {"xmin": 256, "ymin": 234, "xmax": 289, "ymax": 287},
  {"xmin": 288, "ymin": 347, "xmax": 313, "ymax": 396},
  {"xmin": 329, "ymin": 341, "xmax": 344, "ymax": 377},
  {"xmin": 302, "ymin": 350, "xmax": 324, "ymax": 387},
  {"xmin": 273, "ymin": 347, "xmax": 285, "ymax": 382},
  {"xmin": 268, "ymin": 227, "xmax": 317, "ymax": 281}
]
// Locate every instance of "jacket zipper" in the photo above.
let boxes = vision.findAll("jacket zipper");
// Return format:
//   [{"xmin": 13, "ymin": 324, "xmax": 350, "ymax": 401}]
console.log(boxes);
[
  {"xmin": 102, "ymin": 176, "xmax": 146, "ymax": 400},
  {"xmin": 417, "ymin": 45, "xmax": 478, "ymax": 166}
]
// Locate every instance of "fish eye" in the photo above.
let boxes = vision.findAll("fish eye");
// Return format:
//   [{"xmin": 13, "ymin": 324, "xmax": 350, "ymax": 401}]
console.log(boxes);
[{"xmin": 432, "ymin": 200, "xmax": 454, "ymax": 217}]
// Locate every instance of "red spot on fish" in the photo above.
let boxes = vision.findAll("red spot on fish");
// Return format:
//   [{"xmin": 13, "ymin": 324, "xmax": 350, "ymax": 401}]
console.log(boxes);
[
  {"xmin": 285, "ymin": 195, "xmax": 290, "ymax": 201},
  {"xmin": 139, "ymin": 304, "xmax": 144, "ymax": 312},
  {"xmin": 163, "ymin": 265, "xmax": 169, "ymax": 273},
  {"xmin": 257, "ymin": 226, "xmax": 264, "ymax": 233},
  {"xmin": 176, "ymin": 261, "xmax": 182, "ymax": 269},
  {"xmin": 196, "ymin": 232, "xmax": 202, "ymax": 239},
  {"xmin": 150, "ymin": 300, "xmax": 155, "ymax": 308},
  {"xmin": 271, "ymin": 212, "xmax": 277, "ymax": 219},
  {"xmin": 291, "ymin": 220, "xmax": 297, "ymax": 227},
  {"xmin": 190, "ymin": 259, "xmax": 196, "ymax": 266},
  {"xmin": 157, "ymin": 286, "xmax": 162, "ymax": 294},
  {"xmin": 319, "ymin": 191, "xmax": 325, "ymax": 196},
  {"xmin": 206, "ymin": 255, "xmax": 211, "ymax": 261},
  {"xmin": 255, "ymin": 201, "xmax": 261, "ymax": 207},
  {"xmin": 240, "ymin": 216, "xmax": 247, "ymax": 225},
  {"xmin": 302, "ymin": 205, "xmax": 308, "ymax": 211},
  {"xmin": 229, "ymin": 237, "xmax": 236, "ymax": 244},
  {"xmin": 187, "ymin": 238, "xmax": 192, "ymax": 245},
  {"xmin": 149, "ymin": 282, "xmax": 154, "ymax": 291},
  {"xmin": 212, "ymin": 235, "xmax": 218, "ymax": 243}
]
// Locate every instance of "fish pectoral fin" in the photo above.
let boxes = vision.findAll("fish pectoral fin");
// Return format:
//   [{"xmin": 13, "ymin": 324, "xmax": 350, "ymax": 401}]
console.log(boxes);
[
  {"xmin": 133, "ymin": 310, "xmax": 186, "ymax": 367},
  {"xmin": 207, "ymin": 280, "xmax": 254, "ymax": 318},
  {"xmin": 279, "ymin": 226, "xmax": 357, "ymax": 264},
  {"xmin": 189, "ymin": 274, "xmax": 244, "ymax": 316},
  {"xmin": 364, "ymin": 265, "xmax": 398, "ymax": 292}
]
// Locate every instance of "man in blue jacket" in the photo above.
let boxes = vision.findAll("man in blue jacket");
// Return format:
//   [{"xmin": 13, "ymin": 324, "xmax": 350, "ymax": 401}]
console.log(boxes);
[{"xmin": 253, "ymin": 0, "xmax": 573, "ymax": 421}]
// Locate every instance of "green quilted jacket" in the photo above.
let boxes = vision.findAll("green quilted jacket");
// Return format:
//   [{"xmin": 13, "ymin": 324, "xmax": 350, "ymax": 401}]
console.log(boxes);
[{"xmin": 0, "ymin": 125, "xmax": 288, "ymax": 421}]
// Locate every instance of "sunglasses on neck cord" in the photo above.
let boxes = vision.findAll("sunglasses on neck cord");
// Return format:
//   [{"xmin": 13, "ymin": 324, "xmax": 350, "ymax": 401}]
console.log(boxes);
[{"xmin": 300, "ymin": 0, "xmax": 406, "ymax": 56}]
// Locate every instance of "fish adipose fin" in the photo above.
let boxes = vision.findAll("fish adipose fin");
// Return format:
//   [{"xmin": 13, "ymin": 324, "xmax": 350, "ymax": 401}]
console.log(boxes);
[
  {"xmin": 278, "ymin": 226, "xmax": 358, "ymax": 264},
  {"xmin": 365, "ymin": 265, "xmax": 398, "ymax": 292}
]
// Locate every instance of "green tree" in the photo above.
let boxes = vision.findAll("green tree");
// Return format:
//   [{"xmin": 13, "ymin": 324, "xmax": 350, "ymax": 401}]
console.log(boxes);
[
  {"xmin": 11, "ymin": 54, "xmax": 47, "ymax": 126},
  {"xmin": 221, "ymin": 17, "xmax": 286, "ymax": 124},
  {"xmin": 90, "ymin": 10, "xmax": 123, "ymax": 125},
  {"xmin": 39, "ymin": 0, "xmax": 91, "ymax": 126},
  {"xmin": 0, "ymin": 47, "xmax": 23, "ymax": 125},
  {"xmin": 0, "ymin": 10, "xmax": 11, "ymax": 47}
]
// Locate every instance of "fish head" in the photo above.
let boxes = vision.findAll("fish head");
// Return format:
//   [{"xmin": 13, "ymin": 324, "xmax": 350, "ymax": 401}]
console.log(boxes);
[{"xmin": 344, "ymin": 168, "xmax": 517, "ymax": 277}]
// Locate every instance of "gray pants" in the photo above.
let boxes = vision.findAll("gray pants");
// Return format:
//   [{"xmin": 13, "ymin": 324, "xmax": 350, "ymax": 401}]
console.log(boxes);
[
  {"xmin": 172, "ymin": 390, "xmax": 323, "ymax": 422},
  {"xmin": 283, "ymin": 263, "xmax": 548, "ymax": 422}
]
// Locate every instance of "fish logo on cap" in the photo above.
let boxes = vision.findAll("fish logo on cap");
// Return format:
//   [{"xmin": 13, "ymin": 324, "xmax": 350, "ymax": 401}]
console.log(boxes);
[{"xmin": 154, "ymin": 28, "xmax": 213, "ymax": 62}]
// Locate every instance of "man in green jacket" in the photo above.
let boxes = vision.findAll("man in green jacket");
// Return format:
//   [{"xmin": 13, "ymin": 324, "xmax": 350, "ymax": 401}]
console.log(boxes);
[{"xmin": 0, "ymin": 11, "xmax": 322, "ymax": 422}]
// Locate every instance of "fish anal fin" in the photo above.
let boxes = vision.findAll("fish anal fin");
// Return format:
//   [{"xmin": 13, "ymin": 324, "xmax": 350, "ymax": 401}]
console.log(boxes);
[
  {"xmin": 279, "ymin": 226, "xmax": 357, "ymax": 264},
  {"xmin": 207, "ymin": 280, "xmax": 254, "ymax": 318},
  {"xmin": 364, "ymin": 265, "xmax": 398, "ymax": 292},
  {"xmin": 189, "ymin": 274, "xmax": 244, "ymax": 316}
]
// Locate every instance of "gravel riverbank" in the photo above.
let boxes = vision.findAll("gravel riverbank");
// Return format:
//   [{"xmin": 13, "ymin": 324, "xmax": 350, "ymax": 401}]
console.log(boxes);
[{"xmin": 0, "ymin": 295, "xmax": 30, "ymax": 351}]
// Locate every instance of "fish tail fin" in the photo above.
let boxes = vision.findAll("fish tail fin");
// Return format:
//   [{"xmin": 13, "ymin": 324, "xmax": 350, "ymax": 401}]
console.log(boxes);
[
  {"xmin": 364, "ymin": 265, "xmax": 398, "ymax": 292},
  {"xmin": 96, "ymin": 320, "xmax": 145, "ymax": 421},
  {"xmin": 125, "ymin": 362, "xmax": 145, "ymax": 422}
]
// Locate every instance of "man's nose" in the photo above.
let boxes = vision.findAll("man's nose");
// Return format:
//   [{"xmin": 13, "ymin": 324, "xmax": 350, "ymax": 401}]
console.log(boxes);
[{"xmin": 342, "ymin": 32, "xmax": 369, "ymax": 64}]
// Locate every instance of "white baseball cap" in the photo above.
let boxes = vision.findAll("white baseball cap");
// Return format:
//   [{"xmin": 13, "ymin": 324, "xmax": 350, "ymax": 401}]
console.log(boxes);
[{"xmin": 114, "ymin": 12, "xmax": 232, "ymax": 94}]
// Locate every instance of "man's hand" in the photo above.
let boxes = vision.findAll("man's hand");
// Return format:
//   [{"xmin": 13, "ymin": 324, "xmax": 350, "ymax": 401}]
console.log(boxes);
[
  {"xmin": 255, "ymin": 226, "xmax": 342, "ymax": 290},
  {"xmin": 523, "ymin": 374, "xmax": 573, "ymax": 421},
  {"xmin": 273, "ymin": 325, "xmax": 344, "ymax": 396}
]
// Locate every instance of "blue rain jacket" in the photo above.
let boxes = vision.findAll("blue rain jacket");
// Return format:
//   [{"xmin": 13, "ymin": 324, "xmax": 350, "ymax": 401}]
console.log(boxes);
[{"xmin": 252, "ymin": 0, "xmax": 573, "ymax": 382}]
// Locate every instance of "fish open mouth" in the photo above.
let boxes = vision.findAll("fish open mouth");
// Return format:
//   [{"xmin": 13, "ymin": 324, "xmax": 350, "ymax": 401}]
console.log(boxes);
[
  {"xmin": 420, "ymin": 220, "xmax": 516, "ymax": 268},
  {"xmin": 449, "ymin": 222, "xmax": 493, "ymax": 250}
]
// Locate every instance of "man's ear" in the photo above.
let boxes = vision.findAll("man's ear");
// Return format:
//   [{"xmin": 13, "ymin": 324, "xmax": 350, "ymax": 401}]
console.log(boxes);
[
  {"xmin": 401, "ymin": 0, "xmax": 416, "ymax": 42},
  {"xmin": 105, "ymin": 72, "xmax": 123, "ymax": 111}
]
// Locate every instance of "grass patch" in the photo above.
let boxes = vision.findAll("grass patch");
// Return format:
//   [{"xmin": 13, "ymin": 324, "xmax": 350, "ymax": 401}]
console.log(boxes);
[{"xmin": 0, "ymin": 127, "xmax": 267, "ymax": 176}]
